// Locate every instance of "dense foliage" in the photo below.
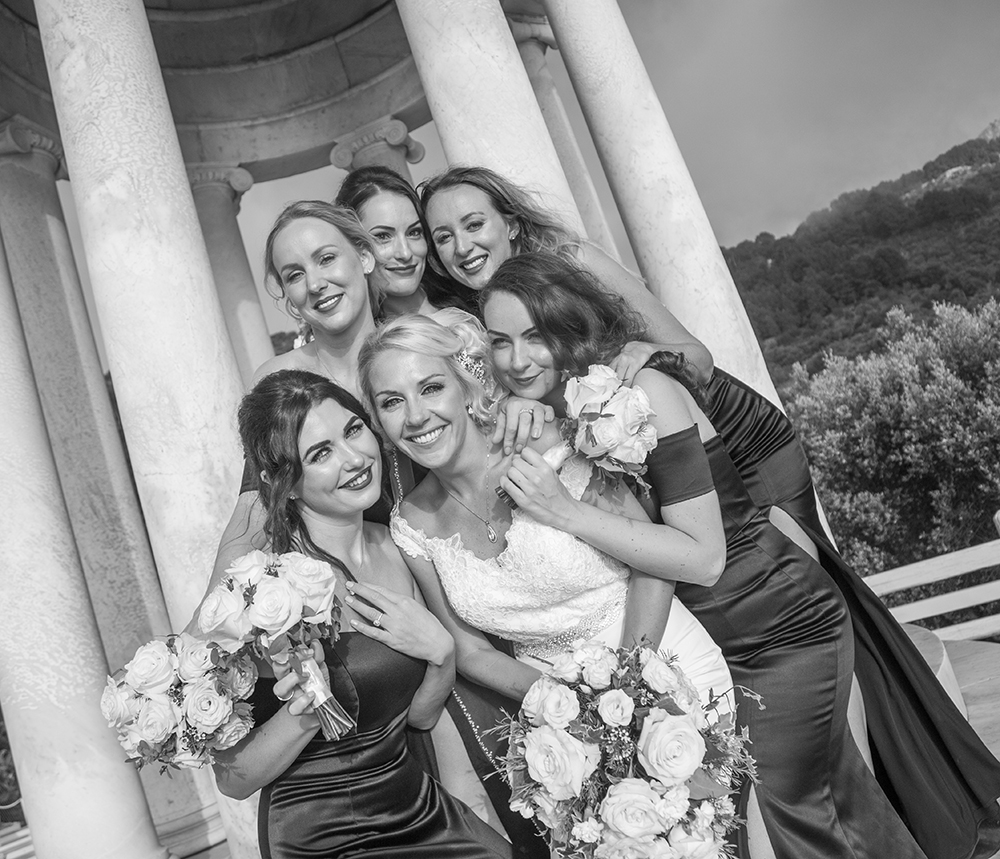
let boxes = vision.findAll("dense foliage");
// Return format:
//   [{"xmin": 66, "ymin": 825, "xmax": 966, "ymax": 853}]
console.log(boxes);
[
  {"xmin": 724, "ymin": 137, "xmax": 1000, "ymax": 388},
  {"xmin": 785, "ymin": 300, "xmax": 1000, "ymax": 576}
]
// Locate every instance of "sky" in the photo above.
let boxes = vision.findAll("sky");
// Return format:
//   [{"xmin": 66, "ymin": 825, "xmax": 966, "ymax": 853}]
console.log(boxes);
[{"xmin": 64, "ymin": 1, "xmax": 1000, "ymax": 340}]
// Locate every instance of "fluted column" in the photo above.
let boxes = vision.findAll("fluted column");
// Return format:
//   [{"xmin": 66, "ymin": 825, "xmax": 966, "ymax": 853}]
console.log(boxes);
[
  {"xmin": 0, "ymin": 232, "xmax": 169, "ymax": 859},
  {"xmin": 33, "ymin": 0, "xmax": 258, "ymax": 853},
  {"xmin": 397, "ymin": 0, "xmax": 584, "ymax": 234},
  {"xmin": 331, "ymin": 116, "xmax": 425, "ymax": 182},
  {"xmin": 189, "ymin": 164, "xmax": 274, "ymax": 387},
  {"xmin": 543, "ymin": 0, "xmax": 779, "ymax": 402},
  {"xmin": 508, "ymin": 13, "xmax": 620, "ymax": 259},
  {"xmin": 0, "ymin": 114, "xmax": 226, "ymax": 857}
]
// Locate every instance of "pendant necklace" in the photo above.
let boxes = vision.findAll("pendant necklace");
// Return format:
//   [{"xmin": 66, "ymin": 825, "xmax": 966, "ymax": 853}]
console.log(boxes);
[{"xmin": 443, "ymin": 445, "xmax": 499, "ymax": 543}]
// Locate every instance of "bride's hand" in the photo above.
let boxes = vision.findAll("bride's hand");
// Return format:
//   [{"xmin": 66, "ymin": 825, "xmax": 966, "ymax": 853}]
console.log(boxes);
[
  {"xmin": 500, "ymin": 447, "xmax": 579, "ymax": 530},
  {"xmin": 492, "ymin": 396, "xmax": 555, "ymax": 455},
  {"xmin": 345, "ymin": 581, "xmax": 455, "ymax": 667}
]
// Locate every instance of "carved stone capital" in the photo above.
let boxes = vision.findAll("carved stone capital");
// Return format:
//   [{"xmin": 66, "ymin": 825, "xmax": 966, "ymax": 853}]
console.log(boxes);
[
  {"xmin": 330, "ymin": 117, "xmax": 425, "ymax": 171},
  {"xmin": 0, "ymin": 116, "xmax": 67, "ymax": 178},
  {"xmin": 187, "ymin": 164, "xmax": 254, "ymax": 213}
]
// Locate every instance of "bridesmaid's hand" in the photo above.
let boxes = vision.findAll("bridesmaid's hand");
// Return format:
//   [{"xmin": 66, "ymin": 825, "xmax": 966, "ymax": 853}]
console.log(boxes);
[
  {"xmin": 345, "ymin": 581, "xmax": 455, "ymax": 668},
  {"xmin": 492, "ymin": 396, "xmax": 554, "ymax": 455},
  {"xmin": 272, "ymin": 640, "xmax": 326, "ymax": 720},
  {"xmin": 500, "ymin": 447, "xmax": 579, "ymax": 531},
  {"xmin": 611, "ymin": 341, "xmax": 661, "ymax": 385}
]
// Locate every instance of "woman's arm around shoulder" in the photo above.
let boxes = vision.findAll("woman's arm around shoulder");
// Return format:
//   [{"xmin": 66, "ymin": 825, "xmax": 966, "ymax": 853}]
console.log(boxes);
[{"xmin": 576, "ymin": 242, "xmax": 713, "ymax": 384}]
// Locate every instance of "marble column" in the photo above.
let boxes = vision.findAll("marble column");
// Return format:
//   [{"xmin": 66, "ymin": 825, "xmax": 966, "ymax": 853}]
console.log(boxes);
[
  {"xmin": 397, "ymin": 0, "xmax": 584, "ymax": 234},
  {"xmin": 331, "ymin": 116, "xmax": 425, "ymax": 182},
  {"xmin": 33, "ymin": 0, "xmax": 258, "ymax": 854},
  {"xmin": 189, "ymin": 164, "xmax": 274, "ymax": 387},
  {"xmin": 508, "ymin": 13, "xmax": 620, "ymax": 258},
  {"xmin": 0, "ymin": 232, "xmax": 170, "ymax": 859},
  {"xmin": 543, "ymin": 0, "xmax": 779, "ymax": 402},
  {"xmin": 0, "ymin": 114, "xmax": 225, "ymax": 858}
]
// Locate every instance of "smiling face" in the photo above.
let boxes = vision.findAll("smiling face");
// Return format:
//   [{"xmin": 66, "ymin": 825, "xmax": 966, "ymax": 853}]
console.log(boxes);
[
  {"xmin": 272, "ymin": 217, "xmax": 374, "ymax": 336},
  {"xmin": 483, "ymin": 291, "xmax": 562, "ymax": 405},
  {"xmin": 358, "ymin": 190, "xmax": 428, "ymax": 299},
  {"xmin": 367, "ymin": 349, "xmax": 474, "ymax": 471},
  {"xmin": 425, "ymin": 184, "xmax": 515, "ymax": 290},
  {"xmin": 293, "ymin": 398, "xmax": 383, "ymax": 520}
]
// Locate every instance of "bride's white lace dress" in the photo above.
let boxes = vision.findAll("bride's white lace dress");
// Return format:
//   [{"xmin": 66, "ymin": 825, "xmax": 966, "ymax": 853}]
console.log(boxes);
[{"xmin": 391, "ymin": 455, "xmax": 732, "ymax": 705}]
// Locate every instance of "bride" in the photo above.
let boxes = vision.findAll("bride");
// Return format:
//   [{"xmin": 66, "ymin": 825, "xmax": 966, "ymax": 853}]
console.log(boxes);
[{"xmin": 357, "ymin": 308, "xmax": 732, "ymax": 708}]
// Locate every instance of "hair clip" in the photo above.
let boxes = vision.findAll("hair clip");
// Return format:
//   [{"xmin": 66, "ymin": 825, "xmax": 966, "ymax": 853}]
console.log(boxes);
[{"xmin": 456, "ymin": 350, "xmax": 488, "ymax": 387}]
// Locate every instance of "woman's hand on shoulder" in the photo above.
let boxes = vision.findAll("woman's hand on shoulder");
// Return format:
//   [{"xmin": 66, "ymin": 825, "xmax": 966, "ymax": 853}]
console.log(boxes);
[
  {"xmin": 492, "ymin": 395, "xmax": 555, "ymax": 455},
  {"xmin": 345, "ymin": 580, "xmax": 455, "ymax": 667},
  {"xmin": 500, "ymin": 446, "xmax": 580, "ymax": 530},
  {"xmin": 611, "ymin": 341, "xmax": 661, "ymax": 386}
]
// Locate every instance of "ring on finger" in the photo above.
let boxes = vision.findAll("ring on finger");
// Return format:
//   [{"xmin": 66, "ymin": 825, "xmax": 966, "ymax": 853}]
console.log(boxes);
[
  {"xmin": 276, "ymin": 689, "xmax": 293, "ymax": 703},
  {"xmin": 518, "ymin": 408, "xmax": 533, "ymax": 416},
  {"xmin": 372, "ymin": 610, "xmax": 384, "ymax": 628}
]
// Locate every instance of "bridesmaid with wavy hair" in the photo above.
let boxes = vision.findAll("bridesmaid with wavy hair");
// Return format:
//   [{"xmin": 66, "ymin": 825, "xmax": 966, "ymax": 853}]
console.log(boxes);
[{"xmin": 479, "ymin": 250, "xmax": 1000, "ymax": 859}]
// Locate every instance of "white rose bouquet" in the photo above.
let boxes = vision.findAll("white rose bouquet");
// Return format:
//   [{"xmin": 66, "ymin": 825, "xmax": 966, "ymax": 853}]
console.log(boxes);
[
  {"xmin": 548, "ymin": 365, "xmax": 657, "ymax": 482},
  {"xmin": 196, "ymin": 549, "xmax": 355, "ymax": 741},
  {"xmin": 500, "ymin": 640, "xmax": 756, "ymax": 858},
  {"xmin": 101, "ymin": 632, "xmax": 257, "ymax": 772}
]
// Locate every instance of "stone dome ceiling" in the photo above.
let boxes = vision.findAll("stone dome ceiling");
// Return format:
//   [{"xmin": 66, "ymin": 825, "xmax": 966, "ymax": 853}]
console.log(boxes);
[{"xmin": 0, "ymin": 0, "xmax": 430, "ymax": 180}]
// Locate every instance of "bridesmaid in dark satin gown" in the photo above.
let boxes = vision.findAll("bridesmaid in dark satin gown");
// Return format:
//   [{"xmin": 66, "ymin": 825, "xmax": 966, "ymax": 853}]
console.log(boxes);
[
  {"xmin": 251, "ymin": 635, "xmax": 507, "ymax": 859},
  {"xmin": 700, "ymin": 364, "xmax": 1000, "ymax": 859},
  {"xmin": 211, "ymin": 370, "xmax": 509, "ymax": 859}
]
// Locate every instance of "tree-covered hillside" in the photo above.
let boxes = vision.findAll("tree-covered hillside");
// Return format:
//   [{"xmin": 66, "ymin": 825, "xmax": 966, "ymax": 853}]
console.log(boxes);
[{"xmin": 724, "ymin": 135, "xmax": 1000, "ymax": 389}]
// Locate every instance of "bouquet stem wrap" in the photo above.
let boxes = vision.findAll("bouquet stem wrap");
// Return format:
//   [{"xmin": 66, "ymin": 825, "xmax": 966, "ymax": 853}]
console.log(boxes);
[{"xmin": 289, "ymin": 645, "xmax": 355, "ymax": 741}]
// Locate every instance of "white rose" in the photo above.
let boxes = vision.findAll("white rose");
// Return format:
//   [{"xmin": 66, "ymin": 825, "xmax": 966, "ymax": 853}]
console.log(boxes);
[
  {"xmin": 548, "ymin": 651, "xmax": 583, "ymax": 683},
  {"xmin": 212, "ymin": 706, "xmax": 254, "ymax": 751},
  {"xmin": 198, "ymin": 584, "xmax": 252, "ymax": 652},
  {"xmin": 595, "ymin": 836, "xmax": 662, "ymax": 859},
  {"xmin": 668, "ymin": 825, "xmax": 721, "ymax": 859},
  {"xmin": 656, "ymin": 784, "xmax": 691, "ymax": 828},
  {"xmin": 599, "ymin": 778, "xmax": 668, "ymax": 840},
  {"xmin": 247, "ymin": 575, "xmax": 304, "ymax": 637},
  {"xmin": 575, "ymin": 412, "xmax": 626, "ymax": 459},
  {"xmin": 537, "ymin": 684, "xmax": 581, "ymax": 730},
  {"xmin": 521, "ymin": 675, "xmax": 559, "ymax": 726},
  {"xmin": 220, "ymin": 656, "xmax": 259, "ymax": 700},
  {"xmin": 608, "ymin": 386, "xmax": 655, "ymax": 431},
  {"xmin": 182, "ymin": 676, "xmax": 234, "ymax": 735},
  {"xmin": 278, "ymin": 553, "xmax": 338, "ymax": 624},
  {"xmin": 582, "ymin": 656, "xmax": 616, "ymax": 690},
  {"xmin": 671, "ymin": 682, "xmax": 708, "ymax": 731},
  {"xmin": 123, "ymin": 640, "xmax": 177, "ymax": 696},
  {"xmin": 597, "ymin": 689, "xmax": 635, "ymax": 727},
  {"xmin": 637, "ymin": 709, "xmax": 706, "ymax": 788},
  {"xmin": 100, "ymin": 676, "xmax": 139, "ymax": 727},
  {"xmin": 224, "ymin": 550, "xmax": 271, "ymax": 589},
  {"xmin": 641, "ymin": 656, "xmax": 682, "ymax": 695},
  {"xmin": 523, "ymin": 725, "xmax": 599, "ymax": 800},
  {"xmin": 571, "ymin": 817, "xmax": 604, "ymax": 844},
  {"xmin": 174, "ymin": 632, "xmax": 216, "ymax": 683},
  {"xmin": 564, "ymin": 364, "xmax": 622, "ymax": 419},
  {"xmin": 134, "ymin": 696, "xmax": 180, "ymax": 745},
  {"xmin": 607, "ymin": 422, "xmax": 658, "ymax": 466}
]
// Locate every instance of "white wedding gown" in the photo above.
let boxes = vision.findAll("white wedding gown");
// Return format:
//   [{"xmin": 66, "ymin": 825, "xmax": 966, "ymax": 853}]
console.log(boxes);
[{"xmin": 391, "ymin": 455, "xmax": 732, "ymax": 708}]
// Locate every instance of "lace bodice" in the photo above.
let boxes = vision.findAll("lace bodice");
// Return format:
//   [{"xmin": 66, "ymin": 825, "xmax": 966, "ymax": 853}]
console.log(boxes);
[{"xmin": 391, "ymin": 456, "xmax": 628, "ymax": 659}]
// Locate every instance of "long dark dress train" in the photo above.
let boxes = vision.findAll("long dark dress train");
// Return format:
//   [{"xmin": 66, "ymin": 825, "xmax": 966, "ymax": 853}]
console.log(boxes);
[
  {"xmin": 649, "ymin": 427, "xmax": 925, "ymax": 859},
  {"xmin": 249, "ymin": 634, "xmax": 510, "ymax": 859},
  {"xmin": 702, "ymin": 365, "xmax": 1000, "ymax": 859}
]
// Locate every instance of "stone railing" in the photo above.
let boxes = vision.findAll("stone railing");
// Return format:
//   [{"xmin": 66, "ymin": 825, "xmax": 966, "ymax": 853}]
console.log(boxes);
[{"xmin": 864, "ymin": 513, "xmax": 1000, "ymax": 640}]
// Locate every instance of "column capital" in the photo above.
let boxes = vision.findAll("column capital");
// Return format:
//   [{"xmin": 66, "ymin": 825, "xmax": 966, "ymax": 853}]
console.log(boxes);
[
  {"xmin": 0, "ymin": 115, "xmax": 67, "ymax": 178},
  {"xmin": 507, "ymin": 13, "xmax": 557, "ymax": 50},
  {"xmin": 330, "ymin": 117, "xmax": 425, "ymax": 171},
  {"xmin": 187, "ymin": 164, "xmax": 254, "ymax": 206}
]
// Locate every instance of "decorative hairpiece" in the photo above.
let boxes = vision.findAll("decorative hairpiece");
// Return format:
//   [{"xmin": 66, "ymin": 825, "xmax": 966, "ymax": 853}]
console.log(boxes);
[{"xmin": 455, "ymin": 350, "xmax": 488, "ymax": 387}]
